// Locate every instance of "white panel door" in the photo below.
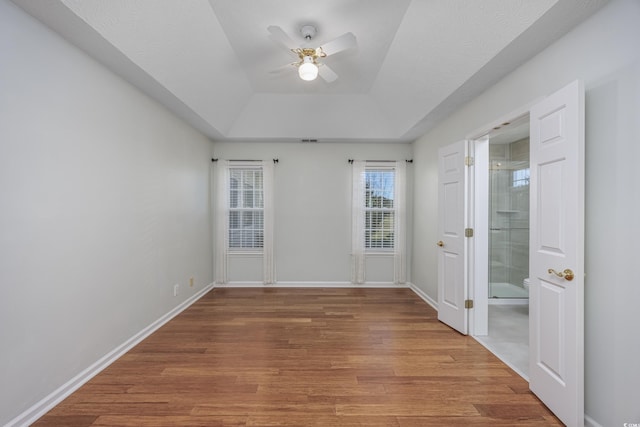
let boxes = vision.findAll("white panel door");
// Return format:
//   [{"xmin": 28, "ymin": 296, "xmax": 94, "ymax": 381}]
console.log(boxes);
[
  {"xmin": 437, "ymin": 140, "xmax": 469, "ymax": 335},
  {"xmin": 529, "ymin": 80, "xmax": 584, "ymax": 427}
]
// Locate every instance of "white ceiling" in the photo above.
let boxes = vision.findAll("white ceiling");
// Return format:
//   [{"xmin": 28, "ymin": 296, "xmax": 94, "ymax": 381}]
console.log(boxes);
[{"xmin": 13, "ymin": 0, "xmax": 608, "ymax": 143}]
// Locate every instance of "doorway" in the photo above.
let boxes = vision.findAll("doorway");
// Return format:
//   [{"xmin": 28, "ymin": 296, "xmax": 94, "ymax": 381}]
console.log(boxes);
[
  {"xmin": 438, "ymin": 80, "xmax": 585, "ymax": 426},
  {"xmin": 476, "ymin": 115, "xmax": 531, "ymax": 378}
]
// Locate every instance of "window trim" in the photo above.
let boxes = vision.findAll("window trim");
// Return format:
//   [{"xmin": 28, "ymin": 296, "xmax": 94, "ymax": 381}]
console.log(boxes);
[{"xmin": 363, "ymin": 165, "xmax": 396, "ymax": 253}]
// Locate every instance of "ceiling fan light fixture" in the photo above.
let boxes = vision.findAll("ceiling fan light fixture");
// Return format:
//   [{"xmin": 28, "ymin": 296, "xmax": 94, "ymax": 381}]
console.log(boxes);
[{"xmin": 298, "ymin": 56, "xmax": 318, "ymax": 81}]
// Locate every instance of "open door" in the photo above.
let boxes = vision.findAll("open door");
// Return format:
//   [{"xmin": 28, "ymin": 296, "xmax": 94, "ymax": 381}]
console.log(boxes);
[
  {"xmin": 529, "ymin": 80, "xmax": 584, "ymax": 426},
  {"xmin": 437, "ymin": 140, "xmax": 470, "ymax": 334}
]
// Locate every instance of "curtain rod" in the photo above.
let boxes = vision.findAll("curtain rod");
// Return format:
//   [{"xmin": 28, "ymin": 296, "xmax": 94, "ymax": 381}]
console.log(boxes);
[
  {"xmin": 212, "ymin": 158, "xmax": 279, "ymax": 163},
  {"xmin": 347, "ymin": 159, "xmax": 413, "ymax": 164}
]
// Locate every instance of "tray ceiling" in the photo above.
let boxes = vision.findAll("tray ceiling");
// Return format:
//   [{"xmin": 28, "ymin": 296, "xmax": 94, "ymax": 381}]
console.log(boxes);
[{"xmin": 12, "ymin": 0, "xmax": 608, "ymax": 143}]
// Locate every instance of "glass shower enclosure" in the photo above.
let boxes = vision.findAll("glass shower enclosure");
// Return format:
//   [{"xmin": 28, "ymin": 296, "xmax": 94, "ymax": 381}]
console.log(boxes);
[{"xmin": 488, "ymin": 135, "xmax": 530, "ymax": 299}]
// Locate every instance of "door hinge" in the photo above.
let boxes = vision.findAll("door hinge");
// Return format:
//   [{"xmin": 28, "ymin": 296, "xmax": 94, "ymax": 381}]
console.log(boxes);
[
  {"xmin": 465, "ymin": 156, "xmax": 474, "ymax": 166},
  {"xmin": 465, "ymin": 299, "xmax": 474, "ymax": 309},
  {"xmin": 465, "ymin": 228, "xmax": 474, "ymax": 238}
]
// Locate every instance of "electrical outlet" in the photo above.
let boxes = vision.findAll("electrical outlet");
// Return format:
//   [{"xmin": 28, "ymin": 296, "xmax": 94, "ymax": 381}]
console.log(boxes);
[
  {"xmin": 173, "ymin": 284, "xmax": 179, "ymax": 296},
  {"xmin": 189, "ymin": 277, "xmax": 194, "ymax": 287}
]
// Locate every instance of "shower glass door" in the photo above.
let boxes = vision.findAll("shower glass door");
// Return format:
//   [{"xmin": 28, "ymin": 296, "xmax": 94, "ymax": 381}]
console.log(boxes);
[{"xmin": 488, "ymin": 127, "xmax": 530, "ymax": 299}]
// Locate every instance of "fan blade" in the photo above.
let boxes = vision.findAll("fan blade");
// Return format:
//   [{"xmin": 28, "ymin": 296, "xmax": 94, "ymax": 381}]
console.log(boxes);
[
  {"xmin": 269, "ymin": 63, "xmax": 296, "ymax": 75},
  {"xmin": 318, "ymin": 64, "xmax": 338, "ymax": 83},
  {"xmin": 267, "ymin": 25, "xmax": 298, "ymax": 52},
  {"xmin": 319, "ymin": 32, "xmax": 356, "ymax": 56}
]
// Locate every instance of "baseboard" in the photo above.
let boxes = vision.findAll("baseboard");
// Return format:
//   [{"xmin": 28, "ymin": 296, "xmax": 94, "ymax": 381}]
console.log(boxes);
[
  {"xmin": 216, "ymin": 281, "xmax": 409, "ymax": 288},
  {"xmin": 215, "ymin": 281, "xmax": 265, "ymax": 287},
  {"xmin": 6, "ymin": 283, "xmax": 215, "ymax": 427},
  {"xmin": 408, "ymin": 282, "xmax": 438, "ymax": 310}
]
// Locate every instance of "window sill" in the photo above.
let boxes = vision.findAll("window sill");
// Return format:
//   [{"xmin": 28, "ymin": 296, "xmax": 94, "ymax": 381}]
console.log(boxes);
[
  {"xmin": 228, "ymin": 251, "xmax": 263, "ymax": 257},
  {"xmin": 365, "ymin": 251, "xmax": 394, "ymax": 256}
]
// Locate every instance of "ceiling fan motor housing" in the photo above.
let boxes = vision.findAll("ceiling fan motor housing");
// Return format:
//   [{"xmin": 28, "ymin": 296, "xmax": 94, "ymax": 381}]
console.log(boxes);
[{"xmin": 300, "ymin": 25, "xmax": 316, "ymax": 40}]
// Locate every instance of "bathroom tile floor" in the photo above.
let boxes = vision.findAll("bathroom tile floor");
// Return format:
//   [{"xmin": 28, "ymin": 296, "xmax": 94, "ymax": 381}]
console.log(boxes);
[{"xmin": 475, "ymin": 304, "xmax": 530, "ymax": 379}]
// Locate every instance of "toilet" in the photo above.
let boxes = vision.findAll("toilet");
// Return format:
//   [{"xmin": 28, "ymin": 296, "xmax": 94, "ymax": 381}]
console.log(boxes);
[{"xmin": 523, "ymin": 277, "xmax": 531, "ymax": 292}]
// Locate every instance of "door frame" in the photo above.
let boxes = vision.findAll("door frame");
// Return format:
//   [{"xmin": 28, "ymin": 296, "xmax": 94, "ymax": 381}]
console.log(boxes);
[{"xmin": 466, "ymin": 102, "xmax": 535, "ymax": 338}]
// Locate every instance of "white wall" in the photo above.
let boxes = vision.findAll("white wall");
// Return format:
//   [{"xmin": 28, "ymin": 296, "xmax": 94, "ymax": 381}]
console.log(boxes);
[
  {"xmin": 411, "ymin": 0, "xmax": 640, "ymax": 425},
  {"xmin": 213, "ymin": 141, "xmax": 413, "ymax": 284},
  {"xmin": 0, "ymin": 1, "xmax": 214, "ymax": 424}
]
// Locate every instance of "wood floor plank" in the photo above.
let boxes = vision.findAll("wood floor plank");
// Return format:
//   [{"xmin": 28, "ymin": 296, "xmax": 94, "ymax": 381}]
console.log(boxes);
[
  {"xmin": 32, "ymin": 288, "xmax": 561, "ymax": 426},
  {"xmin": 92, "ymin": 415, "xmax": 247, "ymax": 426},
  {"xmin": 397, "ymin": 416, "xmax": 562, "ymax": 426},
  {"xmin": 246, "ymin": 415, "xmax": 401, "ymax": 426}
]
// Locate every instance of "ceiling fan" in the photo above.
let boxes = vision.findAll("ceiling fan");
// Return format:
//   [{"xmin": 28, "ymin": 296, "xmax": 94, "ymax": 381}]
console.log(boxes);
[{"xmin": 267, "ymin": 25, "xmax": 357, "ymax": 82}]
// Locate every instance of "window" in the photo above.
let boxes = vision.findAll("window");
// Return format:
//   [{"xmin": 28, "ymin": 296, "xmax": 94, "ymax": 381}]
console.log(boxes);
[
  {"xmin": 351, "ymin": 160, "xmax": 405, "ymax": 284},
  {"xmin": 229, "ymin": 167, "xmax": 263, "ymax": 250},
  {"xmin": 512, "ymin": 167, "xmax": 530, "ymax": 188},
  {"xmin": 364, "ymin": 168, "xmax": 395, "ymax": 250},
  {"xmin": 215, "ymin": 160, "xmax": 274, "ymax": 284}
]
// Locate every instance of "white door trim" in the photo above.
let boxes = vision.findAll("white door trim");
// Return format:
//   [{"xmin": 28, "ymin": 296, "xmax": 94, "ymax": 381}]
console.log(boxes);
[{"xmin": 469, "ymin": 135, "xmax": 489, "ymax": 336}]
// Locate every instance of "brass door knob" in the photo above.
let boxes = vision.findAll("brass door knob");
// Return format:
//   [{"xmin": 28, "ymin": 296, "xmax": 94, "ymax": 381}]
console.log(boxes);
[
  {"xmin": 437, "ymin": 241, "xmax": 444, "ymax": 247},
  {"xmin": 548, "ymin": 268, "xmax": 574, "ymax": 281}
]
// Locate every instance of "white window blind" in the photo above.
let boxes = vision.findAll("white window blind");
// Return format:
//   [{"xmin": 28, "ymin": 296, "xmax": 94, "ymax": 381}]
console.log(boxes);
[{"xmin": 229, "ymin": 166, "xmax": 264, "ymax": 250}]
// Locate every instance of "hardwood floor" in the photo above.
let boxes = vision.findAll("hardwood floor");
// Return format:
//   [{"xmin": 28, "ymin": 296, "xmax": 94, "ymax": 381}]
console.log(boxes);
[{"xmin": 33, "ymin": 288, "xmax": 561, "ymax": 426}]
